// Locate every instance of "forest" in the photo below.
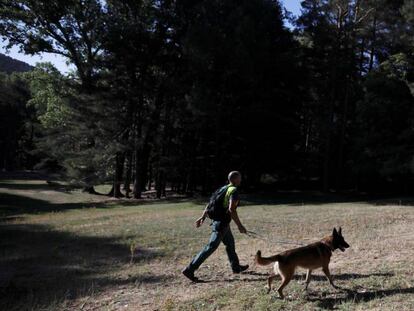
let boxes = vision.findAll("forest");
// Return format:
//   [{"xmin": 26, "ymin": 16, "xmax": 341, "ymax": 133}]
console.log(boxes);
[{"xmin": 1, "ymin": 0, "xmax": 414, "ymax": 197}]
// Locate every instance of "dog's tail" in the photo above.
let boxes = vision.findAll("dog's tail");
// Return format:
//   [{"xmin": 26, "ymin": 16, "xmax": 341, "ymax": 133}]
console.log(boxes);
[{"xmin": 255, "ymin": 250, "xmax": 280, "ymax": 266}]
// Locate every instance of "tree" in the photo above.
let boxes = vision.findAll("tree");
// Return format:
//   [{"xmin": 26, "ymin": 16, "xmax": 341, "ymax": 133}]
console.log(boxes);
[
  {"xmin": 296, "ymin": 0, "xmax": 377, "ymax": 191},
  {"xmin": 176, "ymin": 0, "xmax": 301, "ymax": 189},
  {"xmin": 353, "ymin": 70, "xmax": 414, "ymax": 192},
  {"xmin": 0, "ymin": 72, "xmax": 32, "ymax": 170},
  {"xmin": 0, "ymin": 0, "xmax": 109, "ymax": 192},
  {"xmin": 0, "ymin": 0, "xmax": 105, "ymax": 87}
]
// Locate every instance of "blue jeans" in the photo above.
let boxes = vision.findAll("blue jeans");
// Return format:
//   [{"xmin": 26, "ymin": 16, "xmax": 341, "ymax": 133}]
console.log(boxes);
[{"xmin": 187, "ymin": 221, "xmax": 240, "ymax": 272}]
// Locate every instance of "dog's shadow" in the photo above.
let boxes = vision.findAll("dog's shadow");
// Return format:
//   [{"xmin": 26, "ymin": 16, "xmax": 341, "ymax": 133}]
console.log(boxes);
[
  {"xmin": 207, "ymin": 271, "xmax": 394, "ymax": 285},
  {"xmin": 295, "ymin": 271, "xmax": 394, "ymax": 281},
  {"xmin": 307, "ymin": 286, "xmax": 414, "ymax": 310}
]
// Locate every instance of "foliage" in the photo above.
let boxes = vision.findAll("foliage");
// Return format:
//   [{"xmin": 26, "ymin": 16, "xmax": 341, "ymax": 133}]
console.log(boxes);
[
  {"xmin": 26, "ymin": 63, "xmax": 71, "ymax": 129},
  {"xmin": 1, "ymin": 0, "xmax": 414, "ymax": 194},
  {"xmin": 0, "ymin": 71, "xmax": 33, "ymax": 170},
  {"xmin": 353, "ymin": 71, "xmax": 414, "ymax": 189}
]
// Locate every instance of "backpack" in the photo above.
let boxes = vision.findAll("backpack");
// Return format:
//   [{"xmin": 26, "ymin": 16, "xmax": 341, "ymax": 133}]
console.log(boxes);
[{"xmin": 206, "ymin": 185, "xmax": 231, "ymax": 221}]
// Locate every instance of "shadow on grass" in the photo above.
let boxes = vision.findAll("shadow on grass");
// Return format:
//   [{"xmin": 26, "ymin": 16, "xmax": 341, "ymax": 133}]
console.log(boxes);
[
  {"xmin": 0, "ymin": 192, "xmax": 107, "ymax": 217},
  {"xmin": 0, "ymin": 191, "xmax": 200, "ymax": 219},
  {"xmin": 205, "ymin": 272, "xmax": 395, "ymax": 285},
  {"xmin": 307, "ymin": 286, "xmax": 414, "ymax": 310},
  {"xmin": 296, "ymin": 272, "xmax": 394, "ymax": 281},
  {"xmin": 0, "ymin": 222, "xmax": 165, "ymax": 310},
  {"xmin": 0, "ymin": 182, "xmax": 195, "ymax": 218},
  {"xmin": 0, "ymin": 181, "xmax": 76, "ymax": 192}
]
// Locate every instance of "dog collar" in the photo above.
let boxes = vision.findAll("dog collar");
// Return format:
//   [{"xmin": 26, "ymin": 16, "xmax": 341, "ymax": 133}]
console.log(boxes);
[{"xmin": 322, "ymin": 240, "xmax": 334, "ymax": 251}]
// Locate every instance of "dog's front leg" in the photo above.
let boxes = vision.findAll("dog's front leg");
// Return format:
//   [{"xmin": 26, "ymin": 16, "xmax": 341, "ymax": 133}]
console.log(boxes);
[{"xmin": 322, "ymin": 266, "xmax": 338, "ymax": 289}]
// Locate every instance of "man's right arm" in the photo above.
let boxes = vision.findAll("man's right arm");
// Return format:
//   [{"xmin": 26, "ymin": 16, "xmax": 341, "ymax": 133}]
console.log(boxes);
[{"xmin": 195, "ymin": 204, "xmax": 208, "ymax": 228}]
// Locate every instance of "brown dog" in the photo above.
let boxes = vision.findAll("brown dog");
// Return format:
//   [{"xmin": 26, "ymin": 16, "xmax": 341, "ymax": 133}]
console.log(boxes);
[{"xmin": 255, "ymin": 227, "xmax": 349, "ymax": 298}]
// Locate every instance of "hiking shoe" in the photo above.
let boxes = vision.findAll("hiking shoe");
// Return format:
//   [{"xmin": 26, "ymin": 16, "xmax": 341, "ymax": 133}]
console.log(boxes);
[
  {"xmin": 232, "ymin": 264, "xmax": 249, "ymax": 274},
  {"xmin": 182, "ymin": 267, "xmax": 200, "ymax": 282}
]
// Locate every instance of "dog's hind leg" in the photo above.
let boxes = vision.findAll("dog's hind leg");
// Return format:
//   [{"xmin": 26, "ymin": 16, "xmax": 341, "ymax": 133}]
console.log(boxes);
[
  {"xmin": 277, "ymin": 265, "xmax": 294, "ymax": 299},
  {"xmin": 267, "ymin": 273, "xmax": 276, "ymax": 294},
  {"xmin": 322, "ymin": 265, "xmax": 338, "ymax": 289},
  {"xmin": 304, "ymin": 269, "xmax": 312, "ymax": 290}
]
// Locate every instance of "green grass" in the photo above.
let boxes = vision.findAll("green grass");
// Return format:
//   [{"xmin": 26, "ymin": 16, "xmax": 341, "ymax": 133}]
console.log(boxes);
[{"xmin": 1, "ymin": 179, "xmax": 414, "ymax": 310}]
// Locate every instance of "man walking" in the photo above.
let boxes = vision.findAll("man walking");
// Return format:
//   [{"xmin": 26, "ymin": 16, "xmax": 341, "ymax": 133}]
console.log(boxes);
[{"xmin": 182, "ymin": 171, "xmax": 249, "ymax": 282}]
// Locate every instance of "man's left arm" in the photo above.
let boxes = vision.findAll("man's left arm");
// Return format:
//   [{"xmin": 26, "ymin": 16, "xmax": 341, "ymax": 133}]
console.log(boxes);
[{"xmin": 228, "ymin": 190, "xmax": 247, "ymax": 233}]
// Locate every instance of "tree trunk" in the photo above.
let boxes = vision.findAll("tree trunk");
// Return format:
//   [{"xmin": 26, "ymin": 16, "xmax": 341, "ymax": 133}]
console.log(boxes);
[
  {"xmin": 124, "ymin": 151, "xmax": 133, "ymax": 198},
  {"xmin": 133, "ymin": 144, "xmax": 151, "ymax": 199},
  {"xmin": 156, "ymin": 170, "xmax": 163, "ymax": 199},
  {"xmin": 359, "ymin": 37, "xmax": 365, "ymax": 75},
  {"xmin": 323, "ymin": 93, "xmax": 336, "ymax": 192},
  {"xmin": 82, "ymin": 186, "xmax": 98, "ymax": 194},
  {"xmin": 336, "ymin": 81, "xmax": 350, "ymax": 190},
  {"xmin": 368, "ymin": 15, "xmax": 377, "ymax": 72},
  {"xmin": 133, "ymin": 149, "xmax": 143, "ymax": 199},
  {"xmin": 323, "ymin": 13, "xmax": 344, "ymax": 192},
  {"xmin": 140, "ymin": 144, "xmax": 151, "ymax": 192},
  {"xmin": 147, "ymin": 164, "xmax": 152, "ymax": 190},
  {"xmin": 161, "ymin": 177, "xmax": 166, "ymax": 197},
  {"xmin": 156, "ymin": 169, "xmax": 166, "ymax": 199},
  {"xmin": 109, "ymin": 153, "xmax": 125, "ymax": 198}
]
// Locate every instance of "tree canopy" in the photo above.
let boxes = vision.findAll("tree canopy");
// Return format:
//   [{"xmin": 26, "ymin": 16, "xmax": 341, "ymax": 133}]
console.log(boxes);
[{"xmin": 1, "ymin": 0, "xmax": 414, "ymax": 196}]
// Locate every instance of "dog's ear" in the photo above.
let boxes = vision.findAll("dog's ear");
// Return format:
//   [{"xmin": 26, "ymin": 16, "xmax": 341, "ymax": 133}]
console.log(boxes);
[
  {"xmin": 333, "ymin": 227, "xmax": 339, "ymax": 236},
  {"xmin": 338, "ymin": 227, "xmax": 342, "ymax": 236}
]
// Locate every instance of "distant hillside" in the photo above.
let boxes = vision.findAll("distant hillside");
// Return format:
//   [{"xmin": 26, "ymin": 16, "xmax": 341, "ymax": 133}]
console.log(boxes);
[{"xmin": 0, "ymin": 53, "xmax": 33, "ymax": 73}]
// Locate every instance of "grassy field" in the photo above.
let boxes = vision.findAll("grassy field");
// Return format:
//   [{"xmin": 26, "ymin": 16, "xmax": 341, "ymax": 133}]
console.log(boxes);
[{"xmin": 1, "ymin": 178, "xmax": 414, "ymax": 310}]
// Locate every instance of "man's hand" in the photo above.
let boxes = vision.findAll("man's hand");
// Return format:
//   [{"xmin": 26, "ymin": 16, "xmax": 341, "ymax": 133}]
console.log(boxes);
[
  {"xmin": 195, "ymin": 216, "xmax": 206, "ymax": 228},
  {"xmin": 238, "ymin": 225, "xmax": 247, "ymax": 234}
]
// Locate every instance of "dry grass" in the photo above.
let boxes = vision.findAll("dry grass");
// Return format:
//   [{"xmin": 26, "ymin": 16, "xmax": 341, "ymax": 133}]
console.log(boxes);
[{"xmin": 1, "ymin": 179, "xmax": 414, "ymax": 310}]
